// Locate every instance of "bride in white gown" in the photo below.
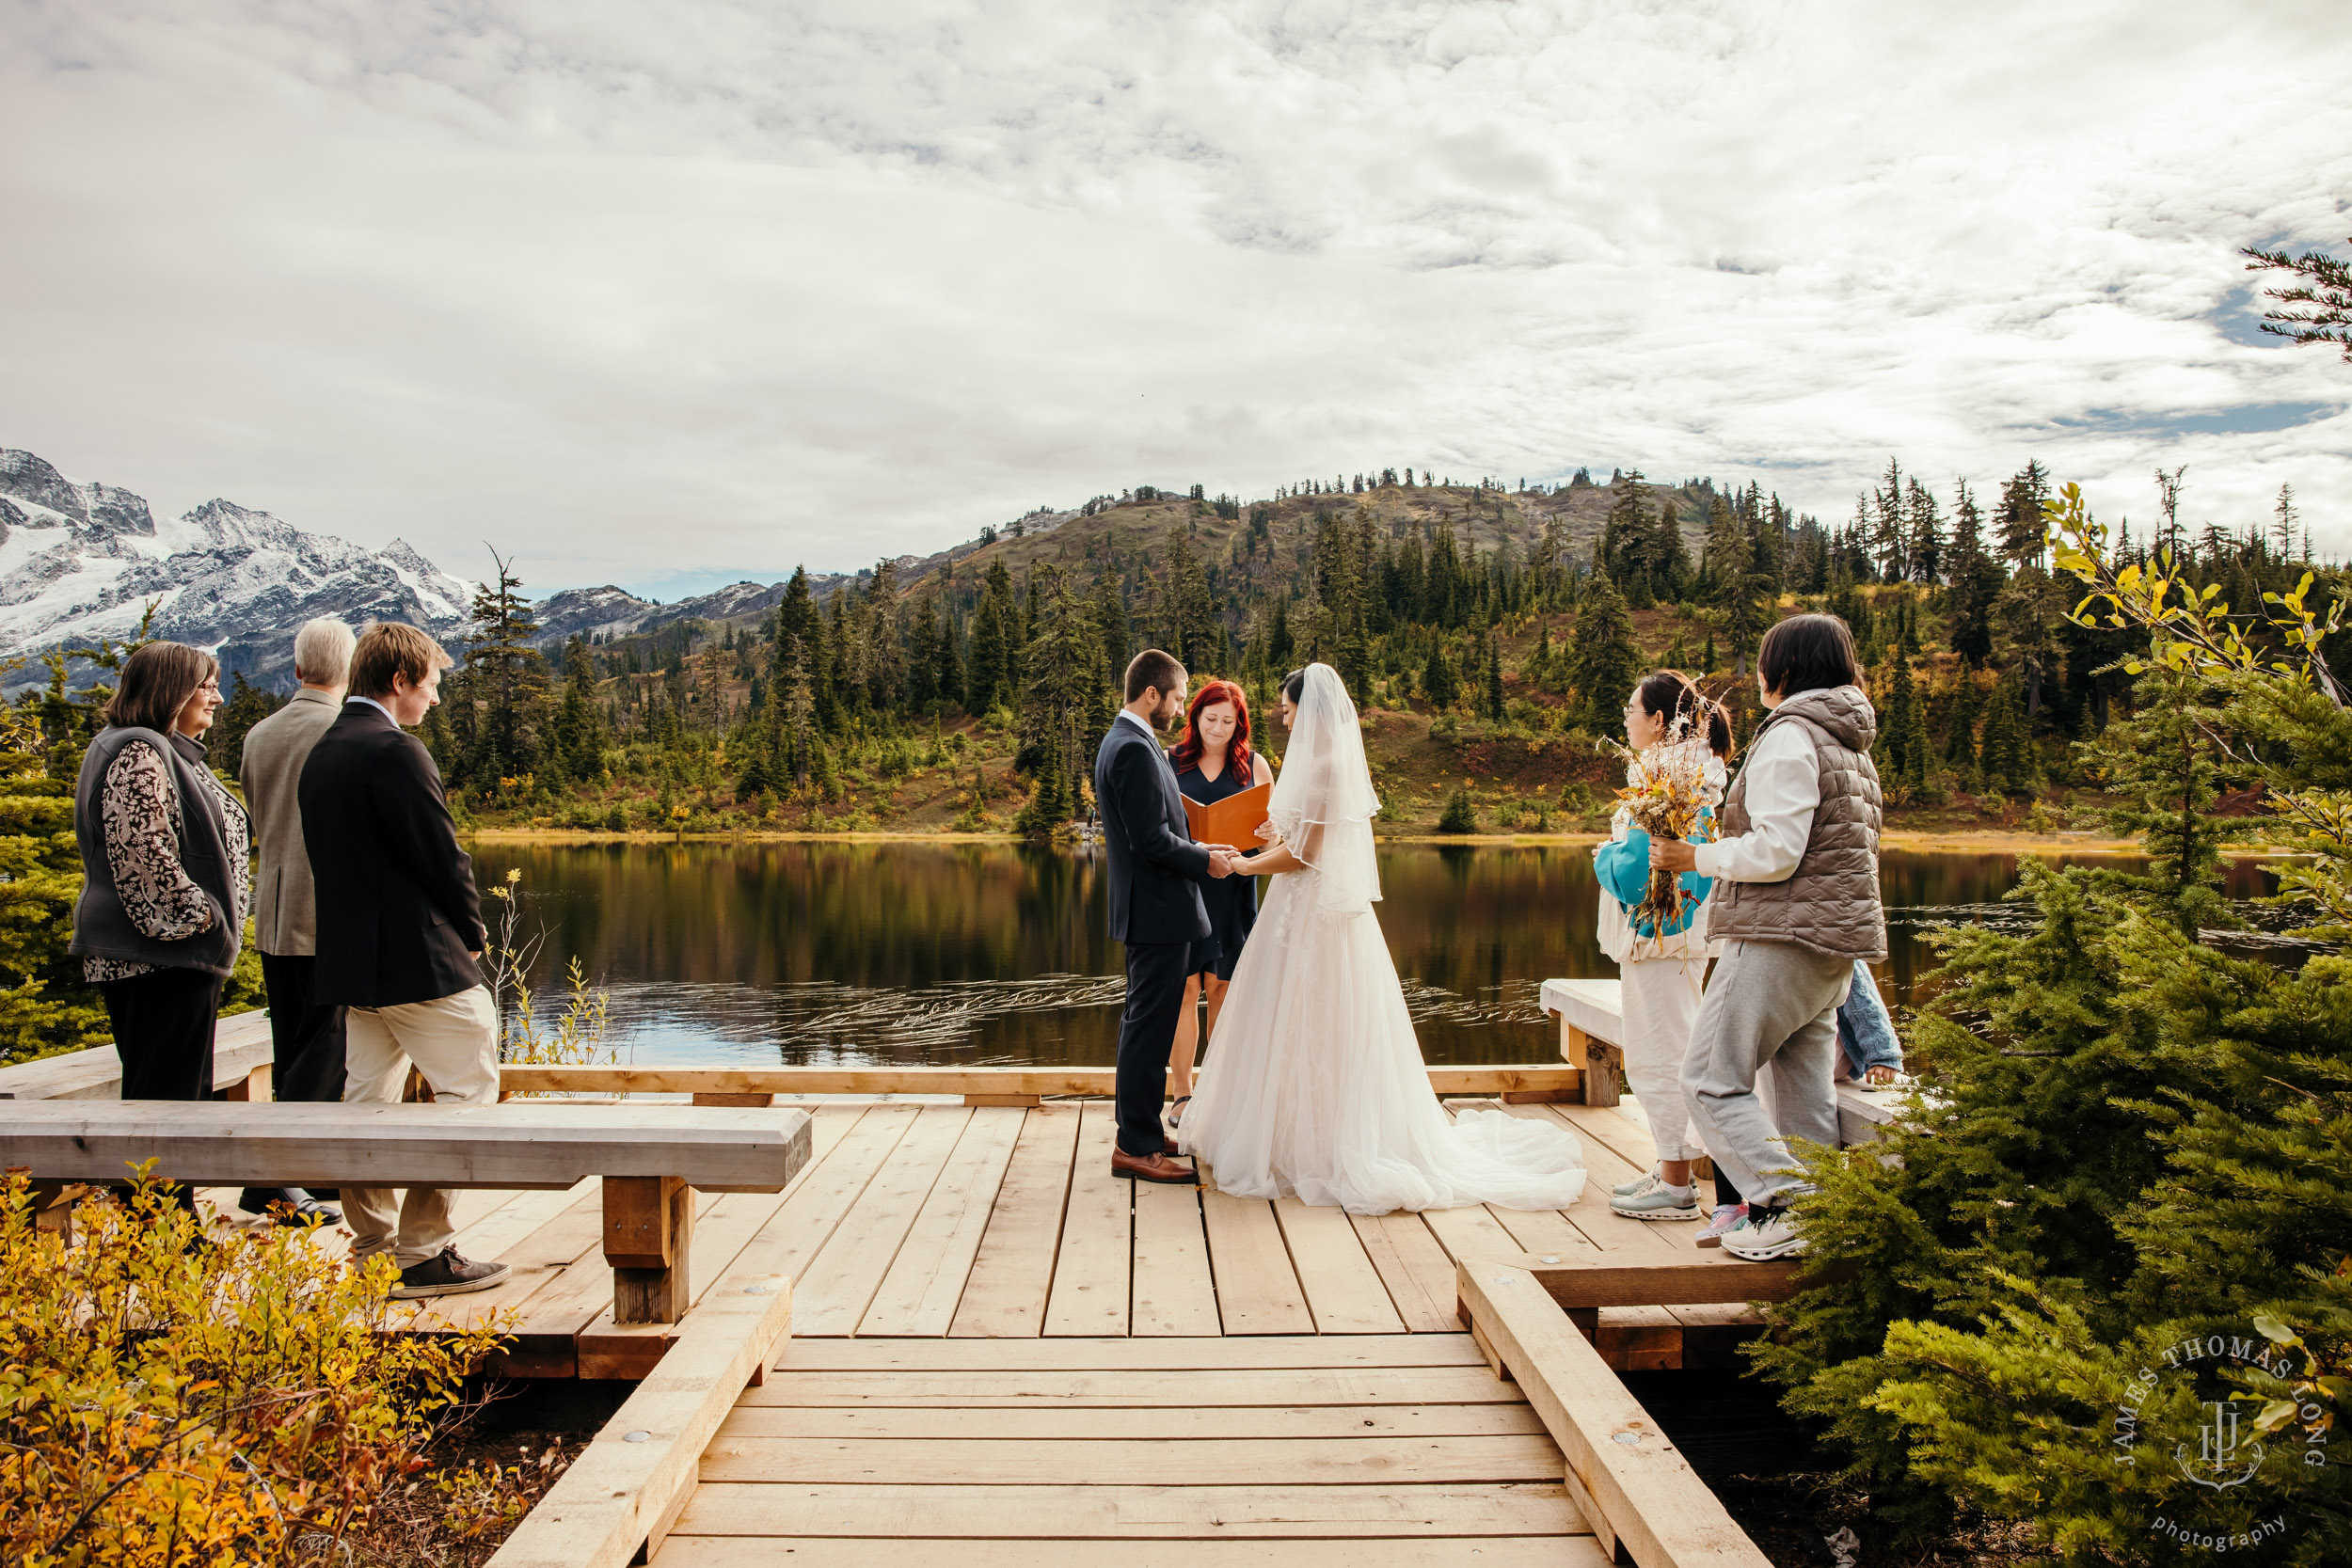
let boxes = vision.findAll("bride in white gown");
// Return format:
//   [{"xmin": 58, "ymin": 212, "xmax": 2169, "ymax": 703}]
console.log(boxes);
[{"xmin": 1177, "ymin": 663, "xmax": 1587, "ymax": 1213}]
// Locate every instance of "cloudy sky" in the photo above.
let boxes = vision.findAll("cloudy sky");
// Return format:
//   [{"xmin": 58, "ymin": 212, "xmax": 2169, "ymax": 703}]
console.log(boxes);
[{"xmin": 4, "ymin": 1, "xmax": 2348, "ymax": 598}]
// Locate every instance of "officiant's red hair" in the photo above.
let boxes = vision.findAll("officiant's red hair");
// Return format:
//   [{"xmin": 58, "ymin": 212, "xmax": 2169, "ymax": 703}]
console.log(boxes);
[{"xmin": 1169, "ymin": 680, "xmax": 1256, "ymax": 777}]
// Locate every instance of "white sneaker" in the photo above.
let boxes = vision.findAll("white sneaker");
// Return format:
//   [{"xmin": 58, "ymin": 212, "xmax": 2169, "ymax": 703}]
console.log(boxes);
[
  {"xmin": 1609, "ymin": 1173, "xmax": 1699, "ymax": 1220},
  {"xmin": 1611, "ymin": 1167, "xmax": 1659, "ymax": 1197},
  {"xmin": 1721, "ymin": 1205, "xmax": 1806, "ymax": 1260}
]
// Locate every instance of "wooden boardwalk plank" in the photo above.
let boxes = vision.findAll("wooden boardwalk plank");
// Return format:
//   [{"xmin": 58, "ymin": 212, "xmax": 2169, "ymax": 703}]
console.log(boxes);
[
  {"xmin": 777, "ymin": 1335, "xmax": 1482, "ymax": 1371},
  {"xmin": 671, "ymin": 1481, "xmax": 1581, "ymax": 1538},
  {"xmin": 1275, "ymin": 1197, "xmax": 1406, "ymax": 1335},
  {"xmin": 451, "ymin": 1181, "xmax": 594, "ymax": 1265},
  {"xmin": 713, "ymin": 1105, "xmax": 922, "ymax": 1329},
  {"xmin": 1042, "ymin": 1102, "xmax": 1132, "ymax": 1338},
  {"xmin": 1418, "ymin": 1203, "xmax": 1533, "ymax": 1271},
  {"xmin": 659, "ymin": 1538, "xmax": 1606, "ymax": 1567},
  {"xmin": 858, "ymin": 1105, "xmax": 1026, "ymax": 1338},
  {"xmin": 407, "ymin": 1178, "xmax": 609, "ymax": 1334},
  {"xmin": 1349, "ymin": 1213, "xmax": 1467, "ymax": 1334},
  {"xmin": 697, "ymin": 1433, "xmax": 1566, "ymax": 1486},
  {"xmin": 1199, "ymin": 1169, "xmax": 1312, "ymax": 1336},
  {"xmin": 793, "ymin": 1104, "xmax": 976, "ymax": 1336},
  {"xmin": 736, "ymin": 1367, "xmax": 1527, "ymax": 1408},
  {"xmin": 1130, "ymin": 1179, "xmax": 1219, "ymax": 1337},
  {"xmin": 716, "ymin": 1403, "xmax": 1551, "ymax": 1441},
  {"xmin": 949, "ymin": 1103, "xmax": 1081, "ymax": 1338}
]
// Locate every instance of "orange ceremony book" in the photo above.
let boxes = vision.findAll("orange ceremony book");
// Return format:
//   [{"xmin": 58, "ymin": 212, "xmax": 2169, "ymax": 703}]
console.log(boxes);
[{"xmin": 1183, "ymin": 781, "xmax": 1273, "ymax": 847}]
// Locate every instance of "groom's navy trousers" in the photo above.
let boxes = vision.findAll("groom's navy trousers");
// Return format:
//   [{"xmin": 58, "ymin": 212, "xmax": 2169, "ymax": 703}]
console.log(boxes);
[
  {"xmin": 1094, "ymin": 713, "xmax": 1214, "ymax": 1158},
  {"xmin": 1116, "ymin": 940, "xmax": 1194, "ymax": 1156}
]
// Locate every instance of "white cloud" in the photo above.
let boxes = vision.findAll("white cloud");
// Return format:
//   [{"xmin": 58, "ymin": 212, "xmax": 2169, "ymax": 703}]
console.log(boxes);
[{"xmin": 2, "ymin": 0, "xmax": 2348, "ymax": 592}]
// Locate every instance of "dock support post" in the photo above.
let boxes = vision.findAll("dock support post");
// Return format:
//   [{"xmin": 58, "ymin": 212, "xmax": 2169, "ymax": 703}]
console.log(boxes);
[{"xmin": 605, "ymin": 1176, "xmax": 695, "ymax": 1324}]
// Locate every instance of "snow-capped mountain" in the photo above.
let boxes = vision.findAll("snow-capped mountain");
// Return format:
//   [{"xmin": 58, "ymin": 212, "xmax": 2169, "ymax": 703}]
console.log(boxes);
[{"xmin": 0, "ymin": 448, "xmax": 479, "ymax": 688}]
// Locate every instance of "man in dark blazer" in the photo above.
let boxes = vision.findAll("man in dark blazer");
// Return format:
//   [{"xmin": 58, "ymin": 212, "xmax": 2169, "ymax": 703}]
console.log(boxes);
[
  {"xmin": 1093, "ymin": 648, "xmax": 1236, "ymax": 1182},
  {"xmin": 299, "ymin": 622, "xmax": 509, "ymax": 1300}
]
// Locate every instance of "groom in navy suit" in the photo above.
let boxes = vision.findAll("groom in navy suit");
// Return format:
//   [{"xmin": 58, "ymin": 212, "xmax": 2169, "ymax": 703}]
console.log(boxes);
[{"xmin": 1094, "ymin": 648, "xmax": 1238, "ymax": 1183}]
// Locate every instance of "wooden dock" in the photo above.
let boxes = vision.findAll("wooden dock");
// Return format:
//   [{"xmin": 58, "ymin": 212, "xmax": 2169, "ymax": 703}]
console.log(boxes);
[
  {"xmin": 355, "ymin": 1093, "xmax": 1772, "ymax": 1380},
  {"xmin": 8, "ymin": 1011, "xmax": 1793, "ymax": 1564}
]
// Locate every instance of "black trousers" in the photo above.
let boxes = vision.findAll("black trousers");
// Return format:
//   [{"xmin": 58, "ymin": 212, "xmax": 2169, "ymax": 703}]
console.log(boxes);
[
  {"xmin": 260, "ymin": 952, "xmax": 347, "ymax": 1103},
  {"xmin": 103, "ymin": 967, "xmax": 224, "ymax": 1100},
  {"xmin": 102, "ymin": 967, "xmax": 224, "ymax": 1213},
  {"xmin": 1115, "ymin": 940, "xmax": 1192, "ymax": 1157}
]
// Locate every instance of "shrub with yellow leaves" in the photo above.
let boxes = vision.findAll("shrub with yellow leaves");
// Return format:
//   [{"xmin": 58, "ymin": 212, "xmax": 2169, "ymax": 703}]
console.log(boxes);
[{"xmin": 0, "ymin": 1172, "xmax": 514, "ymax": 1566}]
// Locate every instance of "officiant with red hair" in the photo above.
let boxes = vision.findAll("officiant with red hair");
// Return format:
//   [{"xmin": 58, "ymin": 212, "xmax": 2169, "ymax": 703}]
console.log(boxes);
[{"xmin": 1164, "ymin": 679, "xmax": 1275, "ymax": 1130}]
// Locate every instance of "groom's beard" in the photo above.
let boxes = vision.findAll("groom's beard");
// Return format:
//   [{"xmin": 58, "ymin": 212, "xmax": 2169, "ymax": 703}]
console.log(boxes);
[{"xmin": 1155, "ymin": 692, "xmax": 1184, "ymax": 729}]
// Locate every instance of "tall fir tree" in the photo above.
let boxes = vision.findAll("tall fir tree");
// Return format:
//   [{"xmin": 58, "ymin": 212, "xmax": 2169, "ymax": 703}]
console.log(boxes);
[
  {"xmin": 1013, "ymin": 563, "xmax": 1109, "ymax": 832},
  {"xmin": 459, "ymin": 547, "xmax": 549, "ymax": 787},
  {"xmin": 1567, "ymin": 573, "xmax": 1642, "ymax": 732}
]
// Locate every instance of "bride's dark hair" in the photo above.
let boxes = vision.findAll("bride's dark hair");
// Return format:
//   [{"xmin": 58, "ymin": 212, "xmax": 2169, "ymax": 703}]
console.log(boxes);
[
  {"xmin": 1634, "ymin": 669, "xmax": 1733, "ymax": 759},
  {"xmin": 1281, "ymin": 668, "xmax": 1308, "ymax": 705}
]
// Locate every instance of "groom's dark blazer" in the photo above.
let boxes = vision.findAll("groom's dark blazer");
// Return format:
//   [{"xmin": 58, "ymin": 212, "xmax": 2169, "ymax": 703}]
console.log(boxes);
[{"xmin": 1094, "ymin": 713, "xmax": 1213, "ymax": 945}]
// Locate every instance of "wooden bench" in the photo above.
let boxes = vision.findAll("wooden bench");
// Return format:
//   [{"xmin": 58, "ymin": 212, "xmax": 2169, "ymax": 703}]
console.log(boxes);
[
  {"xmin": 0, "ymin": 1010, "xmax": 275, "ymax": 1101},
  {"xmin": 1, "ymin": 1100, "xmax": 812, "ymax": 1323}
]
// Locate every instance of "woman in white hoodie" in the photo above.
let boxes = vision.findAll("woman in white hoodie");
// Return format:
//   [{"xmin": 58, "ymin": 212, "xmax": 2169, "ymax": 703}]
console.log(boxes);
[
  {"xmin": 1649, "ymin": 614, "xmax": 1885, "ymax": 1261},
  {"xmin": 1597, "ymin": 672, "xmax": 1731, "ymax": 1223}
]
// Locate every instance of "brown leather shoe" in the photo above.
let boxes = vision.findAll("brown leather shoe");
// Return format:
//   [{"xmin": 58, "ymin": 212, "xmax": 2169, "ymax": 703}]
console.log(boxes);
[
  {"xmin": 1112, "ymin": 1149, "xmax": 1199, "ymax": 1184},
  {"xmin": 1163, "ymin": 1138, "xmax": 1184, "ymax": 1156}
]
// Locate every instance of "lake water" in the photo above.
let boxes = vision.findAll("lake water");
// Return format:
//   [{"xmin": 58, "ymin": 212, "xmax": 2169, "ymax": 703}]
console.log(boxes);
[{"xmin": 468, "ymin": 842, "xmax": 2287, "ymax": 1069}]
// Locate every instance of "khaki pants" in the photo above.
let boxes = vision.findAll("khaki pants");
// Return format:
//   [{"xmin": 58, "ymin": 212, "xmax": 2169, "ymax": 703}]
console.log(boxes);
[{"xmin": 342, "ymin": 986, "xmax": 500, "ymax": 1269}]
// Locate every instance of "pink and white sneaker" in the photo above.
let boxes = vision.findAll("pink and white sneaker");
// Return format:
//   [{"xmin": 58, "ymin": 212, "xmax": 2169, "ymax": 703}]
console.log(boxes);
[{"xmin": 1693, "ymin": 1203, "xmax": 1747, "ymax": 1248}]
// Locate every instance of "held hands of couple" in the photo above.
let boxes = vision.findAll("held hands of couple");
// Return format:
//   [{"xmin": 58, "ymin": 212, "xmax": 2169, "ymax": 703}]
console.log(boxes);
[{"xmin": 1203, "ymin": 845, "xmax": 1240, "ymax": 879}]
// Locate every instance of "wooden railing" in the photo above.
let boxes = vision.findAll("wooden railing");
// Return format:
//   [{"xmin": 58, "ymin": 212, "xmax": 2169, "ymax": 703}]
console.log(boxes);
[{"xmin": 497, "ymin": 1063, "xmax": 1586, "ymax": 1106}]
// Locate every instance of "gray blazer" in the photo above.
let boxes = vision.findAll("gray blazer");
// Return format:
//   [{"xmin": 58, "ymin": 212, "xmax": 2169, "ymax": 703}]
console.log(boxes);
[{"xmin": 241, "ymin": 687, "xmax": 342, "ymax": 956}]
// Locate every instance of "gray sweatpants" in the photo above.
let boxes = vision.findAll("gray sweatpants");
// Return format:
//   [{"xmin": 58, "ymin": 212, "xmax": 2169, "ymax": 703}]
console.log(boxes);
[{"xmin": 1680, "ymin": 940, "xmax": 1852, "ymax": 1207}]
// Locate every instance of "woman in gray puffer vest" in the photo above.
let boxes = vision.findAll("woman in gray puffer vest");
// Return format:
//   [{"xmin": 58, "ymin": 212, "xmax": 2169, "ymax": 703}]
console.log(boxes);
[
  {"xmin": 69, "ymin": 642, "xmax": 253, "ymax": 1134},
  {"xmin": 1646, "ymin": 613, "xmax": 1883, "ymax": 1262}
]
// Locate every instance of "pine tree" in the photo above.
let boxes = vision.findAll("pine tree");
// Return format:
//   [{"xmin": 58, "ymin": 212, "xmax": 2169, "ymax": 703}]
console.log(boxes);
[
  {"xmin": 1977, "ymin": 669, "xmax": 2035, "ymax": 794},
  {"xmin": 1705, "ymin": 494, "xmax": 1767, "ymax": 673},
  {"xmin": 2080, "ymin": 668, "xmax": 2234, "ymax": 936},
  {"xmin": 1901, "ymin": 478, "xmax": 1944, "ymax": 584},
  {"xmin": 1422, "ymin": 638, "xmax": 1461, "ymax": 710},
  {"xmin": 1994, "ymin": 458, "xmax": 2052, "ymax": 568},
  {"xmin": 1945, "ymin": 480, "xmax": 2001, "ymax": 666},
  {"xmin": 1482, "ymin": 633, "xmax": 1506, "ymax": 720},
  {"xmin": 461, "ymin": 547, "xmax": 550, "ymax": 786},
  {"xmin": 934, "ymin": 607, "xmax": 964, "ymax": 712},
  {"xmin": 906, "ymin": 594, "xmax": 940, "ymax": 709},
  {"xmin": 965, "ymin": 562, "xmax": 1016, "ymax": 715},
  {"xmin": 1877, "ymin": 654, "xmax": 1929, "ymax": 796},
  {"xmin": 1943, "ymin": 669, "xmax": 1982, "ymax": 778},
  {"xmin": 1091, "ymin": 572, "xmax": 1128, "ymax": 680},
  {"xmin": 549, "ymin": 638, "xmax": 605, "ymax": 784},
  {"xmin": 1012, "ymin": 563, "xmax": 1109, "ymax": 833},
  {"xmin": 1567, "ymin": 574, "xmax": 1642, "ymax": 732}
]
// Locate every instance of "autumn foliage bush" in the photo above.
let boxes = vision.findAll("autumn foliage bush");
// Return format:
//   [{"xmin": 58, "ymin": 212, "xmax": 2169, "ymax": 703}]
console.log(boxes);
[{"xmin": 0, "ymin": 1173, "xmax": 520, "ymax": 1566}]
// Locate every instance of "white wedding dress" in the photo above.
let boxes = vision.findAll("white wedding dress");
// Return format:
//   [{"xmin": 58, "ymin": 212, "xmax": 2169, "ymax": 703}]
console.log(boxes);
[{"xmin": 1178, "ymin": 665, "xmax": 1586, "ymax": 1213}]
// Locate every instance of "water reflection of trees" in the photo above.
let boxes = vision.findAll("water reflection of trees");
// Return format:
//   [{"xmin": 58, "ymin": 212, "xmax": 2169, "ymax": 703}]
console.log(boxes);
[{"xmin": 467, "ymin": 844, "xmax": 2226, "ymax": 1069}]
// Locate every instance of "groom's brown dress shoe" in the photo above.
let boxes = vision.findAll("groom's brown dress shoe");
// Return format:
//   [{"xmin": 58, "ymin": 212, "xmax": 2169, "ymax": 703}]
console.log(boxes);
[{"xmin": 1112, "ymin": 1149, "xmax": 1198, "ymax": 1184}]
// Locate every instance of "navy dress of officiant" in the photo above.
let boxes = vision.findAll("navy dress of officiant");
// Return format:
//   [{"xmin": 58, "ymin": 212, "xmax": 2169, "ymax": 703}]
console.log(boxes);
[{"xmin": 1173, "ymin": 759, "xmax": 1259, "ymax": 980}]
